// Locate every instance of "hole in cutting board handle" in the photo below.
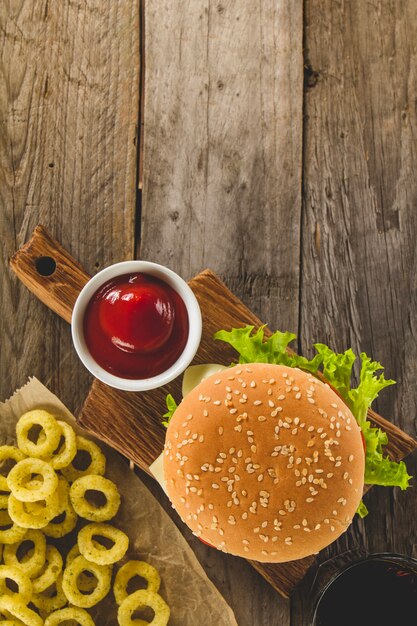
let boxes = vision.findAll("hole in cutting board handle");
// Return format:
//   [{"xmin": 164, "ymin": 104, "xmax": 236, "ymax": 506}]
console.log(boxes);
[{"xmin": 35, "ymin": 256, "xmax": 57, "ymax": 276}]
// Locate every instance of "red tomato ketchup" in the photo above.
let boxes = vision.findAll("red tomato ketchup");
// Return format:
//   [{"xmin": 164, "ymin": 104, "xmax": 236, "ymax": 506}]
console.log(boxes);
[{"xmin": 83, "ymin": 273, "xmax": 189, "ymax": 379}]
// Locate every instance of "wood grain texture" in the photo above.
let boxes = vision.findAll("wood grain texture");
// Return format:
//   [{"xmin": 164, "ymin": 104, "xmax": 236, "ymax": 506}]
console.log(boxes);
[
  {"xmin": 0, "ymin": 0, "xmax": 139, "ymax": 410},
  {"xmin": 140, "ymin": 3, "xmax": 303, "ymax": 613},
  {"xmin": 10, "ymin": 225, "xmax": 90, "ymax": 323},
  {"xmin": 141, "ymin": 0, "xmax": 303, "ymax": 334},
  {"xmin": 293, "ymin": 2, "xmax": 417, "ymax": 623},
  {"xmin": 11, "ymin": 227, "xmax": 416, "ymax": 603}
]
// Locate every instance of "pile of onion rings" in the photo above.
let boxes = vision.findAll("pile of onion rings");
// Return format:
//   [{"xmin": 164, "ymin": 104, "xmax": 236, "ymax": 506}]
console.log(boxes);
[{"xmin": 0, "ymin": 409, "xmax": 170, "ymax": 625}]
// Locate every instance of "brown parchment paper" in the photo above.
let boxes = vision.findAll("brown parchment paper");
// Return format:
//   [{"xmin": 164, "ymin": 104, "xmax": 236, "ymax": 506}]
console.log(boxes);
[{"xmin": 0, "ymin": 378, "xmax": 238, "ymax": 626}]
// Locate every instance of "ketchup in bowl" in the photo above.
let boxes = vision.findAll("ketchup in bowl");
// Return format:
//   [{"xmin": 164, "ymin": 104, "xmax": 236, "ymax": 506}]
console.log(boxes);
[{"xmin": 83, "ymin": 273, "xmax": 189, "ymax": 379}]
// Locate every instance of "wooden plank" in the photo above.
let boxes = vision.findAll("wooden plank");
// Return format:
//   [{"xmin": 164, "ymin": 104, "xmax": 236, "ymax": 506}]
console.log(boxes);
[
  {"xmin": 140, "ymin": 2, "xmax": 302, "ymax": 619},
  {"xmin": 293, "ymin": 1, "xmax": 417, "ymax": 623},
  {"xmin": 10, "ymin": 227, "xmax": 417, "ymax": 605},
  {"xmin": 141, "ymin": 0, "xmax": 303, "ymax": 334},
  {"xmin": 0, "ymin": 0, "xmax": 140, "ymax": 410}
]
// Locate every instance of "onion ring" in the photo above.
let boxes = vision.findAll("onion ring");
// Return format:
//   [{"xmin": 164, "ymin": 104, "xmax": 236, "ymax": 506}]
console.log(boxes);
[
  {"xmin": 78, "ymin": 523, "xmax": 129, "ymax": 566},
  {"xmin": 7, "ymin": 458, "xmax": 58, "ymax": 502},
  {"xmin": 43, "ymin": 499, "xmax": 77, "ymax": 538},
  {"xmin": 44, "ymin": 607, "xmax": 95, "ymax": 626},
  {"xmin": 66, "ymin": 544, "xmax": 109, "ymax": 593},
  {"xmin": 31, "ymin": 573, "xmax": 67, "ymax": 614},
  {"xmin": 0, "ymin": 597, "xmax": 43, "ymax": 626},
  {"xmin": 70, "ymin": 475, "xmax": 120, "ymax": 522},
  {"xmin": 0, "ymin": 494, "xmax": 9, "ymax": 510},
  {"xmin": 16, "ymin": 410, "xmax": 61, "ymax": 459},
  {"xmin": 117, "ymin": 590, "xmax": 170, "ymax": 626},
  {"xmin": 114, "ymin": 560, "xmax": 161, "ymax": 605},
  {"xmin": 61, "ymin": 436, "xmax": 105, "ymax": 483},
  {"xmin": 3, "ymin": 529, "xmax": 46, "ymax": 577},
  {"xmin": 62, "ymin": 554, "xmax": 111, "ymax": 608},
  {"xmin": 0, "ymin": 447, "xmax": 25, "ymax": 492},
  {"xmin": 47, "ymin": 421, "xmax": 77, "ymax": 469},
  {"xmin": 20, "ymin": 475, "xmax": 66, "ymax": 522},
  {"xmin": 0, "ymin": 510, "xmax": 27, "ymax": 544},
  {"xmin": 0, "ymin": 565, "xmax": 33, "ymax": 604},
  {"xmin": 32, "ymin": 545, "xmax": 63, "ymax": 594},
  {"xmin": 8, "ymin": 492, "xmax": 58, "ymax": 529}
]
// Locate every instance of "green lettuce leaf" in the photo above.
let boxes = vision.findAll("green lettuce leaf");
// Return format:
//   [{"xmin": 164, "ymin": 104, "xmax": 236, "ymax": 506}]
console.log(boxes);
[
  {"xmin": 162, "ymin": 394, "xmax": 178, "ymax": 428},
  {"xmin": 214, "ymin": 325, "xmax": 322, "ymax": 373},
  {"xmin": 348, "ymin": 353, "xmax": 396, "ymax": 429},
  {"xmin": 356, "ymin": 500, "xmax": 369, "ymax": 518},
  {"xmin": 362, "ymin": 422, "xmax": 411, "ymax": 489},
  {"xmin": 314, "ymin": 343, "xmax": 356, "ymax": 401}
]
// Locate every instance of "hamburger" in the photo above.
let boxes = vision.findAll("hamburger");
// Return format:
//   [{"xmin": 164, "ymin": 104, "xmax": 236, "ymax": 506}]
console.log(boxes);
[{"xmin": 160, "ymin": 325, "xmax": 411, "ymax": 563}]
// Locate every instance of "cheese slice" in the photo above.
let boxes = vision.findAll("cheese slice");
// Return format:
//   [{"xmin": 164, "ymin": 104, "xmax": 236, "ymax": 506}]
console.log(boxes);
[
  {"xmin": 182, "ymin": 363, "xmax": 228, "ymax": 397},
  {"xmin": 149, "ymin": 452, "xmax": 167, "ymax": 493}
]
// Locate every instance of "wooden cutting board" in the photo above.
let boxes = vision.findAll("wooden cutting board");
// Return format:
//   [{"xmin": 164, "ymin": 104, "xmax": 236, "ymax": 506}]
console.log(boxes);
[{"xmin": 10, "ymin": 225, "xmax": 417, "ymax": 598}]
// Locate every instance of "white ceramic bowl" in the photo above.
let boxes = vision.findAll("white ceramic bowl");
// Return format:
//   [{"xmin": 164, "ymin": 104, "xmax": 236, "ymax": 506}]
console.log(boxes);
[{"xmin": 71, "ymin": 261, "xmax": 202, "ymax": 391}]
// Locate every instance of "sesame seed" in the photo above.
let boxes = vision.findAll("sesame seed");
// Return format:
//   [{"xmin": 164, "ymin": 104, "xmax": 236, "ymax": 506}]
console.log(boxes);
[
  {"xmin": 230, "ymin": 408, "xmax": 237, "ymax": 414},
  {"xmin": 213, "ymin": 400, "xmax": 221, "ymax": 406},
  {"xmin": 268, "ymin": 400, "xmax": 275, "ymax": 408},
  {"xmin": 306, "ymin": 497, "xmax": 314, "ymax": 503},
  {"xmin": 212, "ymin": 483, "xmax": 219, "ymax": 489},
  {"xmin": 348, "ymin": 454, "xmax": 354, "ymax": 462},
  {"xmin": 295, "ymin": 392, "xmax": 302, "ymax": 400},
  {"xmin": 254, "ymin": 400, "xmax": 262, "ymax": 406},
  {"xmin": 214, "ymin": 379, "xmax": 221, "ymax": 385}
]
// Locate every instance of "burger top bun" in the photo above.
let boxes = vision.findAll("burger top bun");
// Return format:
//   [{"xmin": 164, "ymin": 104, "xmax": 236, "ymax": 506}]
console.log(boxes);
[{"xmin": 163, "ymin": 363, "xmax": 365, "ymax": 563}]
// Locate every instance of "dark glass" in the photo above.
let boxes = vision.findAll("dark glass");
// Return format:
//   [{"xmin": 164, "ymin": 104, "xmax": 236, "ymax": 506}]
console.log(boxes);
[{"xmin": 311, "ymin": 553, "xmax": 417, "ymax": 626}]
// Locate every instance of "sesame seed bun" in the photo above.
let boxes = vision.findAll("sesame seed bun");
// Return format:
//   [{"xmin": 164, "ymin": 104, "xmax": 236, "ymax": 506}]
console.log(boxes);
[{"xmin": 163, "ymin": 363, "xmax": 365, "ymax": 563}]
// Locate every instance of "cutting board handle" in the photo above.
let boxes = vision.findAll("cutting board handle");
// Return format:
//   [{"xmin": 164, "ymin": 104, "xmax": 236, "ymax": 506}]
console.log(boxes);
[{"xmin": 10, "ymin": 225, "xmax": 90, "ymax": 324}]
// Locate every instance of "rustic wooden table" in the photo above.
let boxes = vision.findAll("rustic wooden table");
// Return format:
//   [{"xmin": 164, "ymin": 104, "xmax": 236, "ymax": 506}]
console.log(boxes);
[{"xmin": 1, "ymin": 1, "xmax": 417, "ymax": 624}]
